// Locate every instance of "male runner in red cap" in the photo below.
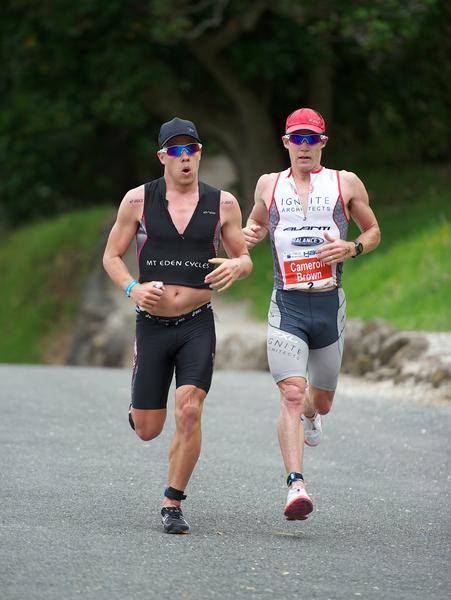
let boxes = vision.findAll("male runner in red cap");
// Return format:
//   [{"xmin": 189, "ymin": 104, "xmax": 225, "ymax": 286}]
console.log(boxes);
[{"xmin": 243, "ymin": 108, "xmax": 380, "ymax": 520}]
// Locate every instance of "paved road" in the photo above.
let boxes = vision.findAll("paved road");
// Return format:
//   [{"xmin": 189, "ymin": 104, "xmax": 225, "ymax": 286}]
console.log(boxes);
[{"xmin": 1, "ymin": 366, "xmax": 450, "ymax": 600}]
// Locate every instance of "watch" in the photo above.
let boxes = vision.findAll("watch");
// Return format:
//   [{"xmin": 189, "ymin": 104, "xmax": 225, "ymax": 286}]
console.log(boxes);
[{"xmin": 352, "ymin": 240, "xmax": 363, "ymax": 258}]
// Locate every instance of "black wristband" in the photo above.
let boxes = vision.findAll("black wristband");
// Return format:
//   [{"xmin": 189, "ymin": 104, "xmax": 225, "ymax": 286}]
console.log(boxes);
[
  {"xmin": 287, "ymin": 472, "xmax": 304, "ymax": 486},
  {"xmin": 164, "ymin": 486, "xmax": 187, "ymax": 501}
]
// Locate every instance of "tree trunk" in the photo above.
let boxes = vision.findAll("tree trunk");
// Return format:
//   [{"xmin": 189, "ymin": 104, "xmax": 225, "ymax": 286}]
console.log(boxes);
[
  {"xmin": 142, "ymin": 51, "xmax": 284, "ymax": 215},
  {"xmin": 201, "ymin": 118, "xmax": 285, "ymax": 217},
  {"xmin": 186, "ymin": 43, "xmax": 285, "ymax": 214}
]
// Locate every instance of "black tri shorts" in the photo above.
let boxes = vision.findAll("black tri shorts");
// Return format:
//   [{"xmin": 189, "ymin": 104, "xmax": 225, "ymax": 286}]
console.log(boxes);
[{"xmin": 131, "ymin": 303, "xmax": 216, "ymax": 410}]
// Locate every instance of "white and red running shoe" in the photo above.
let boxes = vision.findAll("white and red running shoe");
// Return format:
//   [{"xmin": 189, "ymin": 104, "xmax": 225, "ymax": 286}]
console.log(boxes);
[
  {"xmin": 301, "ymin": 412, "xmax": 322, "ymax": 447},
  {"xmin": 284, "ymin": 486, "xmax": 314, "ymax": 520}
]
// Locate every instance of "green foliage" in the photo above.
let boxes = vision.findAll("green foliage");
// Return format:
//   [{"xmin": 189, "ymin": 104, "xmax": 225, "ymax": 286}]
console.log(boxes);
[
  {"xmin": 227, "ymin": 164, "xmax": 451, "ymax": 331},
  {"xmin": 0, "ymin": 206, "xmax": 114, "ymax": 362},
  {"xmin": 1, "ymin": 0, "xmax": 449, "ymax": 227}
]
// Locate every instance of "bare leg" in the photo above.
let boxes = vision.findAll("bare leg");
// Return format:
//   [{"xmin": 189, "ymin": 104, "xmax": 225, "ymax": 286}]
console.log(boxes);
[
  {"xmin": 278, "ymin": 377, "xmax": 314, "ymax": 520},
  {"xmin": 277, "ymin": 377, "xmax": 307, "ymax": 477},
  {"xmin": 164, "ymin": 385, "xmax": 206, "ymax": 508},
  {"xmin": 131, "ymin": 407, "xmax": 167, "ymax": 440},
  {"xmin": 308, "ymin": 385, "xmax": 335, "ymax": 416},
  {"xmin": 300, "ymin": 385, "xmax": 336, "ymax": 447}
]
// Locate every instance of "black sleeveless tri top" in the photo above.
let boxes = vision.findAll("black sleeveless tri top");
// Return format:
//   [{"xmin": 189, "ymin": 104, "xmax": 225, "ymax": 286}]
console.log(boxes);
[{"xmin": 136, "ymin": 177, "xmax": 221, "ymax": 288}]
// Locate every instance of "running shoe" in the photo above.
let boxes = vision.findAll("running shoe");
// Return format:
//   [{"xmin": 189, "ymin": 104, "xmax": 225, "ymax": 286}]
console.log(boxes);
[
  {"xmin": 161, "ymin": 507, "xmax": 190, "ymax": 534},
  {"xmin": 284, "ymin": 486, "xmax": 314, "ymax": 520},
  {"xmin": 301, "ymin": 412, "xmax": 322, "ymax": 447},
  {"xmin": 128, "ymin": 403, "xmax": 135, "ymax": 431}
]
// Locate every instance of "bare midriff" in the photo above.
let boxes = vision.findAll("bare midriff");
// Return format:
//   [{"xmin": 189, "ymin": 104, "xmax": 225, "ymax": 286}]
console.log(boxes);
[{"xmin": 147, "ymin": 284, "xmax": 212, "ymax": 317}]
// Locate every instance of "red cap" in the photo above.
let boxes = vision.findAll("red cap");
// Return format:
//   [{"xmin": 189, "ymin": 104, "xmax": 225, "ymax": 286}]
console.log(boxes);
[{"xmin": 285, "ymin": 108, "xmax": 326, "ymax": 134}]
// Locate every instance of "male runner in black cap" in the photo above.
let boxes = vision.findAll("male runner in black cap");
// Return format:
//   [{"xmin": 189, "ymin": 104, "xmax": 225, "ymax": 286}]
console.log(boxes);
[{"xmin": 104, "ymin": 117, "xmax": 252, "ymax": 533}]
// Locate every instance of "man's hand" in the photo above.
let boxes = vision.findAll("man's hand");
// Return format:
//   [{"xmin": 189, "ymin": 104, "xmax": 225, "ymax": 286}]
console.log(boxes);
[
  {"xmin": 130, "ymin": 281, "xmax": 164, "ymax": 311},
  {"xmin": 205, "ymin": 258, "xmax": 241, "ymax": 292},
  {"xmin": 242, "ymin": 224, "xmax": 263, "ymax": 249},
  {"xmin": 316, "ymin": 232, "xmax": 354, "ymax": 265}
]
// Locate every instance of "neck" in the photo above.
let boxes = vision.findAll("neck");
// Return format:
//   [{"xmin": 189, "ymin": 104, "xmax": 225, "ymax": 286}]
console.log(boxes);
[
  {"xmin": 164, "ymin": 173, "xmax": 199, "ymax": 196},
  {"xmin": 291, "ymin": 163, "xmax": 322, "ymax": 181}
]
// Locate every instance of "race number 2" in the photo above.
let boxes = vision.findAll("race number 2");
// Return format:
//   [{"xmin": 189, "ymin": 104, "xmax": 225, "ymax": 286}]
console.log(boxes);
[{"xmin": 283, "ymin": 253, "xmax": 333, "ymax": 289}]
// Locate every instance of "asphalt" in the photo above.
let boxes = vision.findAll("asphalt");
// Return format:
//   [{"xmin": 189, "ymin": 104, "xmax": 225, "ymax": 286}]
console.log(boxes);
[{"xmin": 1, "ymin": 365, "xmax": 450, "ymax": 600}]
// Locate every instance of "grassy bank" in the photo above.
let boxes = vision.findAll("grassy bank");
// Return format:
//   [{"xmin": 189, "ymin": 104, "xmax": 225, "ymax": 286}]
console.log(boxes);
[
  {"xmin": 0, "ymin": 206, "xmax": 114, "ymax": 363},
  {"xmin": 228, "ymin": 164, "xmax": 451, "ymax": 331}
]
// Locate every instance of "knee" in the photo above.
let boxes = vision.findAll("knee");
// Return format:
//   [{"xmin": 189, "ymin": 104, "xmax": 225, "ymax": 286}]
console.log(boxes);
[
  {"xmin": 175, "ymin": 394, "xmax": 203, "ymax": 433},
  {"xmin": 280, "ymin": 383, "xmax": 306, "ymax": 413},
  {"xmin": 318, "ymin": 404, "xmax": 331, "ymax": 416},
  {"xmin": 134, "ymin": 422, "xmax": 164, "ymax": 441},
  {"xmin": 313, "ymin": 391, "xmax": 334, "ymax": 415}
]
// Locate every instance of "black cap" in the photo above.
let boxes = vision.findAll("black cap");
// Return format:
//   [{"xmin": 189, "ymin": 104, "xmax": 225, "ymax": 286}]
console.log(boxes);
[{"xmin": 158, "ymin": 117, "xmax": 201, "ymax": 148}]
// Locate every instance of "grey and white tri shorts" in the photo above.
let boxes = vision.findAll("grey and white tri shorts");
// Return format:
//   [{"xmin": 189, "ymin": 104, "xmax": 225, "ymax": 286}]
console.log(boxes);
[{"xmin": 267, "ymin": 287, "xmax": 346, "ymax": 391}]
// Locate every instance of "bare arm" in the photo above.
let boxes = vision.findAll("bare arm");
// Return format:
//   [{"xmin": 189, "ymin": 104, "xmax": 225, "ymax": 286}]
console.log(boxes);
[
  {"xmin": 103, "ymin": 186, "xmax": 164, "ymax": 310},
  {"xmin": 345, "ymin": 171, "xmax": 381, "ymax": 254},
  {"xmin": 243, "ymin": 173, "xmax": 275, "ymax": 248},
  {"xmin": 204, "ymin": 191, "xmax": 252, "ymax": 292},
  {"xmin": 316, "ymin": 171, "xmax": 381, "ymax": 265}
]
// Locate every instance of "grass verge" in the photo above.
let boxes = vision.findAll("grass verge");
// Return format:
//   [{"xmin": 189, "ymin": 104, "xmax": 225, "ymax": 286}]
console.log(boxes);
[{"xmin": 0, "ymin": 206, "xmax": 114, "ymax": 363}]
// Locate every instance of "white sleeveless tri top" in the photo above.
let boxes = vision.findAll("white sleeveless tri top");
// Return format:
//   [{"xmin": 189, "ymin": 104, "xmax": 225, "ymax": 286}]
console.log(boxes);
[{"xmin": 268, "ymin": 166, "xmax": 349, "ymax": 290}]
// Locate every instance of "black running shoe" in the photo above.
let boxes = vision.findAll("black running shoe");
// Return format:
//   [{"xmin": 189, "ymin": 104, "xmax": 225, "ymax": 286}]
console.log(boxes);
[
  {"xmin": 161, "ymin": 507, "xmax": 190, "ymax": 534},
  {"xmin": 128, "ymin": 403, "xmax": 135, "ymax": 431}
]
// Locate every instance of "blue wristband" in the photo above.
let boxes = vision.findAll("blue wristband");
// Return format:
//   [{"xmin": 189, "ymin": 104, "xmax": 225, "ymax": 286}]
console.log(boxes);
[{"xmin": 125, "ymin": 280, "xmax": 138, "ymax": 297}]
